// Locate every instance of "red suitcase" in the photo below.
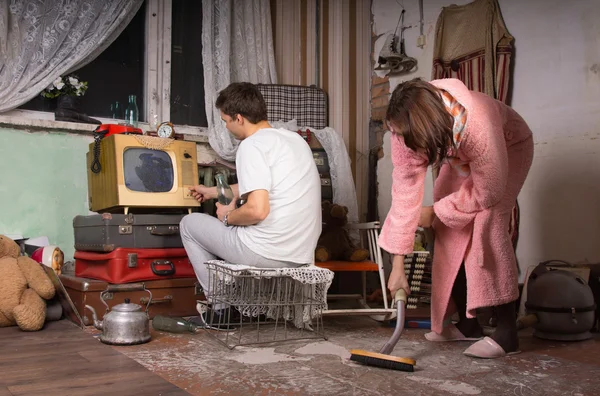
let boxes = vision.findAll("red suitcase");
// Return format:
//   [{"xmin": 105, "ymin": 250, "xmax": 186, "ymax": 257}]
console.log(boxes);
[{"xmin": 75, "ymin": 247, "xmax": 196, "ymax": 284}]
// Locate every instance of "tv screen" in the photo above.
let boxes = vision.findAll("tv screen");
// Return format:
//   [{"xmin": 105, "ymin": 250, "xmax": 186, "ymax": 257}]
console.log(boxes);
[{"xmin": 124, "ymin": 148, "xmax": 175, "ymax": 193}]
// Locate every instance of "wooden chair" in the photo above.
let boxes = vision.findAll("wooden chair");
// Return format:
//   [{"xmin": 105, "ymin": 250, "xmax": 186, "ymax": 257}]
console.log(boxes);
[{"xmin": 315, "ymin": 221, "xmax": 396, "ymax": 321}]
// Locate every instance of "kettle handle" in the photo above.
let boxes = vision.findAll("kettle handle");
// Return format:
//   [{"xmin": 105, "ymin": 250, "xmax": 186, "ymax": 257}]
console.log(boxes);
[{"xmin": 100, "ymin": 283, "xmax": 153, "ymax": 314}]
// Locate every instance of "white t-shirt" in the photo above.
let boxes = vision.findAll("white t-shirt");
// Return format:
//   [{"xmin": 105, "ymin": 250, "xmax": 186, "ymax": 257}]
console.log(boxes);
[{"xmin": 235, "ymin": 128, "xmax": 321, "ymax": 264}]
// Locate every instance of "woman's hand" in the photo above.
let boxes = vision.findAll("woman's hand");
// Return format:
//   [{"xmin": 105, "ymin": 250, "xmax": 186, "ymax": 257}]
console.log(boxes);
[
  {"xmin": 388, "ymin": 255, "xmax": 410, "ymax": 296},
  {"xmin": 419, "ymin": 206, "xmax": 436, "ymax": 228}
]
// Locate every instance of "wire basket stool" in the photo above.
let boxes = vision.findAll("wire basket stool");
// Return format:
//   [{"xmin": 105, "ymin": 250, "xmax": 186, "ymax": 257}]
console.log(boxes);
[{"xmin": 200, "ymin": 261, "xmax": 331, "ymax": 349}]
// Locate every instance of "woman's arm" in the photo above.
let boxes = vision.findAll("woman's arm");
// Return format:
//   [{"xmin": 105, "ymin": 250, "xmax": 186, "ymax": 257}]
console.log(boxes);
[
  {"xmin": 378, "ymin": 134, "xmax": 428, "ymax": 255},
  {"xmin": 388, "ymin": 254, "xmax": 410, "ymax": 296},
  {"xmin": 433, "ymin": 123, "xmax": 508, "ymax": 229}
]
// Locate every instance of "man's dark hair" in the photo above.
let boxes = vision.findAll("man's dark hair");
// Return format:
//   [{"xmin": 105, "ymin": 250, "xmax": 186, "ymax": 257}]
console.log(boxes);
[{"xmin": 215, "ymin": 82, "xmax": 268, "ymax": 124}]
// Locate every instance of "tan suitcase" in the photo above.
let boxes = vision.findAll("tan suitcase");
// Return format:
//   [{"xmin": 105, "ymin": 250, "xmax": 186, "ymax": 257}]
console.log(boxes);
[{"xmin": 59, "ymin": 274, "xmax": 204, "ymax": 326}]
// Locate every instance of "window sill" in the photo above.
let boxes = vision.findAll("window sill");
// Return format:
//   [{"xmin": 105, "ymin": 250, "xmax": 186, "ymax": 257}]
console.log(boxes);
[{"xmin": 0, "ymin": 109, "xmax": 209, "ymax": 142}]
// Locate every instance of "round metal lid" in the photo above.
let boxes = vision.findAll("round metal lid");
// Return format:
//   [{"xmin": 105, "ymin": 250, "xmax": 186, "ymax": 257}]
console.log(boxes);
[{"xmin": 112, "ymin": 298, "xmax": 142, "ymax": 312}]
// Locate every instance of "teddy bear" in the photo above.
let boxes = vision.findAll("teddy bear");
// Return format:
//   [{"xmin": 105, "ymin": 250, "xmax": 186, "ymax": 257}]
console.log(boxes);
[
  {"xmin": 413, "ymin": 229, "xmax": 428, "ymax": 251},
  {"xmin": 315, "ymin": 201, "xmax": 370, "ymax": 262},
  {"xmin": 0, "ymin": 235, "xmax": 56, "ymax": 331}
]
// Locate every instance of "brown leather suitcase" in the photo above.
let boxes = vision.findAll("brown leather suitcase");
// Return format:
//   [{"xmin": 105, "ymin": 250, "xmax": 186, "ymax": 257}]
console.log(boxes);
[
  {"xmin": 59, "ymin": 274, "xmax": 204, "ymax": 326},
  {"xmin": 73, "ymin": 213, "xmax": 186, "ymax": 252}
]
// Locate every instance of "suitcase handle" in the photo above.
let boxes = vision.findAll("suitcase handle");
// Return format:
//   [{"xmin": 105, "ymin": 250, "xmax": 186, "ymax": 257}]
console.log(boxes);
[
  {"xmin": 149, "ymin": 226, "xmax": 179, "ymax": 236},
  {"xmin": 151, "ymin": 260, "xmax": 176, "ymax": 276},
  {"xmin": 100, "ymin": 283, "xmax": 153, "ymax": 313},
  {"xmin": 105, "ymin": 283, "xmax": 147, "ymax": 293},
  {"xmin": 140, "ymin": 295, "xmax": 173, "ymax": 305}
]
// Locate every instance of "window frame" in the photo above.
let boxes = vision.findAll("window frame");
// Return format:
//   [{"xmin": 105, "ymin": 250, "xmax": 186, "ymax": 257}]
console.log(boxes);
[{"xmin": 0, "ymin": 0, "xmax": 208, "ymax": 139}]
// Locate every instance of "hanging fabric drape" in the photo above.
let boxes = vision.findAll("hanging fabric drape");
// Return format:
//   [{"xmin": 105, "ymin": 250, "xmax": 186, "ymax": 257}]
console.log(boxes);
[
  {"xmin": 202, "ymin": 0, "xmax": 278, "ymax": 161},
  {"xmin": 0, "ymin": 0, "xmax": 143, "ymax": 113},
  {"xmin": 270, "ymin": 119, "xmax": 360, "ymax": 228},
  {"xmin": 431, "ymin": 0, "xmax": 513, "ymax": 103}
]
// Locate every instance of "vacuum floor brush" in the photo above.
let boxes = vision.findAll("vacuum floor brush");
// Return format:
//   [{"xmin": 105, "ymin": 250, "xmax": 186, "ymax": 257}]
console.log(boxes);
[{"xmin": 350, "ymin": 289, "xmax": 416, "ymax": 372}]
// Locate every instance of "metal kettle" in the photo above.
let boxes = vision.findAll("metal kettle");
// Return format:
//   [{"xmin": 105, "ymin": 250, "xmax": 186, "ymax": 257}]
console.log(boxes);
[{"xmin": 85, "ymin": 283, "xmax": 153, "ymax": 345}]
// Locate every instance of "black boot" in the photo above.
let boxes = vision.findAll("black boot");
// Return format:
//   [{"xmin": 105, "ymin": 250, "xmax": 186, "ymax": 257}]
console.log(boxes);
[
  {"xmin": 489, "ymin": 301, "xmax": 519, "ymax": 353},
  {"xmin": 55, "ymin": 95, "xmax": 101, "ymax": 125},
  {"xmin": 189, "ymin": 306, "xmax": 242, "ymax": 331},
  {"xmin": 452, "ymin": 264, "xmax": 484, "ymax": 338}
]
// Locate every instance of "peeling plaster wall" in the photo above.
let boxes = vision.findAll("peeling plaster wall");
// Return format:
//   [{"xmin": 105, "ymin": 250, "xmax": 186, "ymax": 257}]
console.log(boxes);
[
  {"xmin": 374, "ymin": 0, "xmax": 600, "ymax": 276},
  {"xmin": 0, "ymin": 124, "xmax": 214, "ymax": 262},
  {"xmin": 0, "ymin": 128, "xmax": 92, "ymax": 260}
]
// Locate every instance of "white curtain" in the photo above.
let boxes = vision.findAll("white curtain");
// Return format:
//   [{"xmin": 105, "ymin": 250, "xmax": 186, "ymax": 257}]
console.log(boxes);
[
  {"xmin": 0, "ymin": 0, "xmax": 143, "ymax": 112},
  {"xmin": 202, "ymin": 0, "xmax": 278, "ymax": 161},
  {"xmin": 271, "ymin": 120, "xmax": 360, "ymax": 229}
]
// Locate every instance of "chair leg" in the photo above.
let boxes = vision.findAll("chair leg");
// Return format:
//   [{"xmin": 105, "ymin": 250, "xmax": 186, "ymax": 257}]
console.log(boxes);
[{"xmin": 362, "ymin": 271, "xmax": 367, "ymax": 301}]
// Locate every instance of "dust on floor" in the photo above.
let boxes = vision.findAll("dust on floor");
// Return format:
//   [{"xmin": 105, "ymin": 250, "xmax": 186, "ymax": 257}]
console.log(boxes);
[{"xmin": 87, "ymin": 317, "xmax": 600, "ymax": 395}]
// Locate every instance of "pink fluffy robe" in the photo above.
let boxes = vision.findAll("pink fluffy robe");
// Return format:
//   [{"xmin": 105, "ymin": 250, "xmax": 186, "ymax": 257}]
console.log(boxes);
[{"xmin": 379, "ymin": 78, "xmax": 534, "ymax": 334}]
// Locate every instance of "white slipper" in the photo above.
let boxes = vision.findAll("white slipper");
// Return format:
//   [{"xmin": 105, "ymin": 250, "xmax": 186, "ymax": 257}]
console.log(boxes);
[
  {"xmin": 463, "ymin": 336, "xmax": 521, "ymax": 359},
  {"xmin": 425, "ymin": 323, "xmax": 483, "ymax": 342}
]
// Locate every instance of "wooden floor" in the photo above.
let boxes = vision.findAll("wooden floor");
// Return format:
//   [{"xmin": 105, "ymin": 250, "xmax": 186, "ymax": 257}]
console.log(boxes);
[{"xmin": 0, "ymin": 320, "xmax": 188, "ymax": 396}]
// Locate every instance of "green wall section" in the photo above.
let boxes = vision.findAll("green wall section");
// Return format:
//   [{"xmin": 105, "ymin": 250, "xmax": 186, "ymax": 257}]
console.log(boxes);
[{"xmin": 0, "ymin": 128, "xmax": 92, "ymax": 261}]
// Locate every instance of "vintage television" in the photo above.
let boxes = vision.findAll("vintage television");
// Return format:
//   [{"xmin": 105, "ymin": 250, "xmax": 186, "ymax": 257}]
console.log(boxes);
[{"xmin": 86, "ymin": 134, "xmax": 200, "ymax": 213}]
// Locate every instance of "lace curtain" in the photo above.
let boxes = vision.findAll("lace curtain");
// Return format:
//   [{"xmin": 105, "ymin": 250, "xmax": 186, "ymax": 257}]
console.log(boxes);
[
  {"xmin": 0, "ymin": 0, "xmax": 143, "ymax": 112},
  {"xmin": 202, "ymin": 0, "xmax": 278, "ymax": 161}
]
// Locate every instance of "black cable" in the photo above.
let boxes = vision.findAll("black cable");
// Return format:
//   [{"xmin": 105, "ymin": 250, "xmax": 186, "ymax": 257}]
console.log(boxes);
[{"xmin": 91, "ymin": 126, "xmax": 108, "ymax": 174}]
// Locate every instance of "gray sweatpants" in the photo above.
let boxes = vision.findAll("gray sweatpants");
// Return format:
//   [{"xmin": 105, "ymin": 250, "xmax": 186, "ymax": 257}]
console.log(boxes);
[{"xmin": 180, "ymin": 213, "xmax": 307, "ymax": 299}]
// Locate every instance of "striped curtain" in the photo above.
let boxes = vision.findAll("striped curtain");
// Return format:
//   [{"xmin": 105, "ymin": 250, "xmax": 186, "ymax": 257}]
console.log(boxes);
[
  {"xmin": 432, "ymin": 45, "xmax": 512, "ymax": 104},
  {"xmin": 270, "ymin": 0, "xmax": 371, "ymax": 221}
]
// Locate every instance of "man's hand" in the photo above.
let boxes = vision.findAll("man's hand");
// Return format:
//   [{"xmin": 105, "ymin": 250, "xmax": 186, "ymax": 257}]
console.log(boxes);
[
  {"xmin": 388, "ymin": 255, "xmax": 410, "ymax": 297},
  {"xmin": 216, "ymin": 200, "xmax": 237, "ymax": 223},
  {"xmin": 189, "ymin": 185, "xmax": 215, "ymax": 203},
  {"xmin": 418, "ymin": 206, "xmax": 436, "ymax": 228}
]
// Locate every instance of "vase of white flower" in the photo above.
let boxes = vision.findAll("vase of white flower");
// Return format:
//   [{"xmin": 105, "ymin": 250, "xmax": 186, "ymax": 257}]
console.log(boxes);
[{"xmin": 42, "ymin": 75, "xmax": 100, "ymax": 124}]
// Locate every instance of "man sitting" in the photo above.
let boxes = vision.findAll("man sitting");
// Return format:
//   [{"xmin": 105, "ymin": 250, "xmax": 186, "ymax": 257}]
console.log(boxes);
[{"xmin": 180, "ymin": 82, "xmax": 322, "ymax": 328}]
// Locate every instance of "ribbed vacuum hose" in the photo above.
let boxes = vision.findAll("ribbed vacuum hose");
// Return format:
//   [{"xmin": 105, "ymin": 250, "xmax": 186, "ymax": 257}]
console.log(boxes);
[{"xmin": 379, "ymin": 289, "xmax": 407, "ymax": 355}]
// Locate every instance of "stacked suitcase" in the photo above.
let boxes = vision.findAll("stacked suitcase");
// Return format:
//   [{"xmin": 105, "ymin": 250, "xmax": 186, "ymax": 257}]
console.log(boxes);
[{"xmin": 62, "ymin": 212, "xmax": 202, "ymax": 326}]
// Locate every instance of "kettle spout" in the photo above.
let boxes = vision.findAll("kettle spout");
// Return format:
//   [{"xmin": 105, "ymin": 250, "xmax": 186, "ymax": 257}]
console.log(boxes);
[{"xmin": 84, "ymin": 305, "xmax": 103, "ymax": 330}]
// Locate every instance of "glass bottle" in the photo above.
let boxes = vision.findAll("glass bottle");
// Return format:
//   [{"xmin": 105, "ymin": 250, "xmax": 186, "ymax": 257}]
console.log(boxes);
[
  {"xmin": 111, "ymin": 101, "xmax": 122, "ymax": 119},
  {"xmin": 124, "ymin": 95, "xmax": 139, "ymax": 128},
  {"xmin": 152, "ymin": 315, "xmax": 199, "ymax": 334},
  {"xmin": 215, "ymin": 172, "xmax": 234, "ymax": 205}
]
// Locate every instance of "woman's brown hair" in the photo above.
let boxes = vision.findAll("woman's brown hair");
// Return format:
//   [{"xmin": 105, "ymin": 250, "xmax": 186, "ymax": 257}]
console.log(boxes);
[{"xmin": 386, "ymin": 78, "xmax": 455, "ymax": 166}]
